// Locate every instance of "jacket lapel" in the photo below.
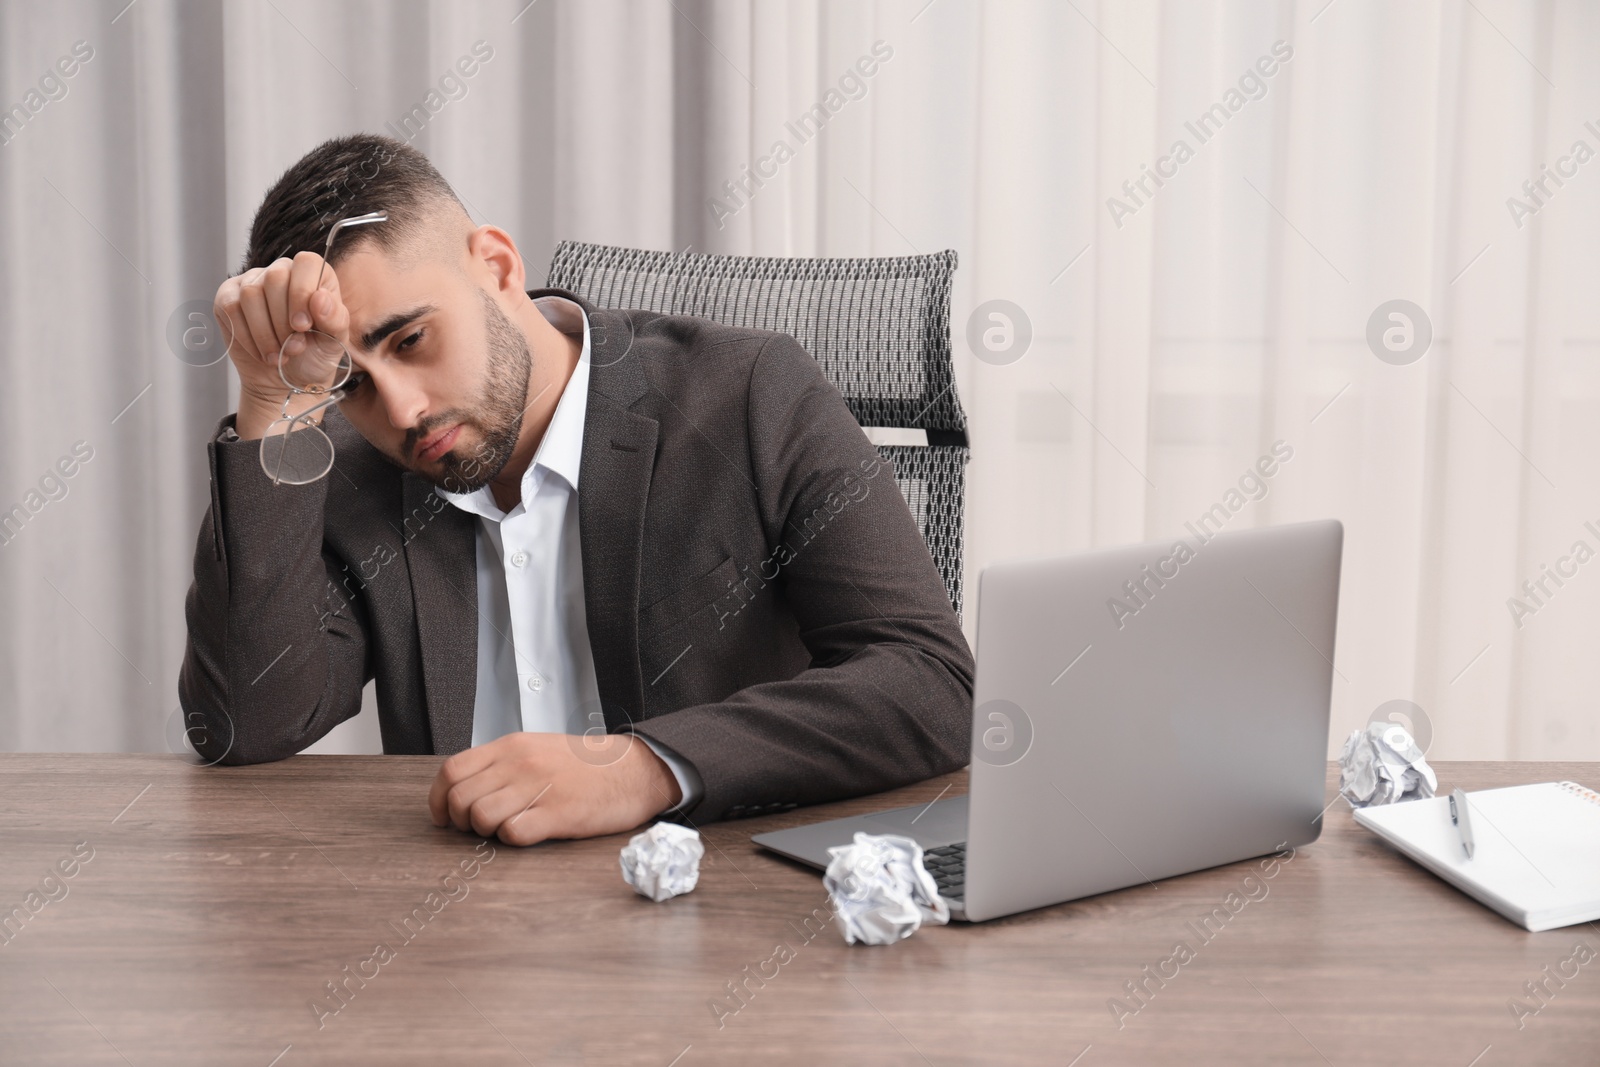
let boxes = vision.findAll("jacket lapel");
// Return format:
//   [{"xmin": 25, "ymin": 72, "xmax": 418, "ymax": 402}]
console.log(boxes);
[
  {"xmin": 572, "ymin": 301, "xmax": 658, "ymax": 731},
  {"xmin": 401, "ymin": 472, "xmax": 479, "ymax": 754}
]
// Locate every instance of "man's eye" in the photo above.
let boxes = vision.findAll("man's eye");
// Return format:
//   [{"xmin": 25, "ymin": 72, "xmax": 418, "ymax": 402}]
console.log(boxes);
[{"xmin": 398, "ymin": 329, "xmax": 425, "ymax": 351}]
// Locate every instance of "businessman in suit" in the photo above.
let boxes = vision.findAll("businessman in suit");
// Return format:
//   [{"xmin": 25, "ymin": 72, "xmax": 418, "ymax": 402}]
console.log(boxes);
[{"xmin": 180, "ymin": 134, "xmax": 973, "ymax": 845}]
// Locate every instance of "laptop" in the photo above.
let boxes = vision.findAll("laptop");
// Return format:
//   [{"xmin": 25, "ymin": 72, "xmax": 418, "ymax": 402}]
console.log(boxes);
[{"xmin": 753, "ymin": 519, "xmax": 1343, "ymax": 922}]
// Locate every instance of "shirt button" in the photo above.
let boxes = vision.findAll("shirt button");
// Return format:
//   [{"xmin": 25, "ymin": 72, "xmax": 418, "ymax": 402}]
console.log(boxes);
[
  {"xmin": 510, "ymin": 551, "xmax": 528, "ymax": 568},
  {"xmin": 526, "ymin": 674, "xmax": 544, "ymax": 692}
]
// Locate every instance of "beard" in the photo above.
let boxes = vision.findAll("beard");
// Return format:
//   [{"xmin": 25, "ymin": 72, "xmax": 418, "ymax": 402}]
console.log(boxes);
[{"xmin": 408, "ymin": 289, "xmax": 532, "ymax": 494}]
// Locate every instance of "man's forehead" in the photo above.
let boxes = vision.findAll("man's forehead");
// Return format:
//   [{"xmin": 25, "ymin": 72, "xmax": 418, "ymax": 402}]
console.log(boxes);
[{"xmin": 337, "ymin": 250, "xmax": 447, "ymax": 351}]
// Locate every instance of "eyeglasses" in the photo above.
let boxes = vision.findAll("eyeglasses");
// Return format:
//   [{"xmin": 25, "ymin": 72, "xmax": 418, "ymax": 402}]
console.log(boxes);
[{"xmin": 259, "ymin": 211, "xmax": 387, "ymax": 486}]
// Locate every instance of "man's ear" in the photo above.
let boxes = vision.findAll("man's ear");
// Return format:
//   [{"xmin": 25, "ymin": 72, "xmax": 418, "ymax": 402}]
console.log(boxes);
[{"xmin": 467, "ymin": 224, "xmax": 526, "ymax": 297}]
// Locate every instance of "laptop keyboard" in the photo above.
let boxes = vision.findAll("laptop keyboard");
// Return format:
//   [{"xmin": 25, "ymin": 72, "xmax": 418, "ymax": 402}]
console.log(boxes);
[{"xmin": 922, "ymin": 843, "xmax": 967, "ymax": 899}]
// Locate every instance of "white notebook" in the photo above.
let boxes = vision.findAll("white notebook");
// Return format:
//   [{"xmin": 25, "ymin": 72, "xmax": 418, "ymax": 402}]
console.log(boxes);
[{"xmin": 1352, "ymin": 781, "xmax": 1600, "ymax": 932}]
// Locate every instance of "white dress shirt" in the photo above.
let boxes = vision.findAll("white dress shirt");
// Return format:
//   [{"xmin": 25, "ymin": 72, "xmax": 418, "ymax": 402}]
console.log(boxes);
[{"xmin": 440, "ymin": 295, "xmax": 701, "ymax": 812}]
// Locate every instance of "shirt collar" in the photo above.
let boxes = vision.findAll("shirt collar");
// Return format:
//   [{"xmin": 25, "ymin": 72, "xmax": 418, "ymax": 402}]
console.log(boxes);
[
  {"xmin": 439, "ymin": 296, "xmax": 590, "ymax": 519},
  {"xmin": 530, "ymin": 296, "xmax": 589, "ymax": 493}
]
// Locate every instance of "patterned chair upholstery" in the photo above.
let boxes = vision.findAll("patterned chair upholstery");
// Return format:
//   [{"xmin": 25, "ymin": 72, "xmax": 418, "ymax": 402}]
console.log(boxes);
[{"xmin": 545, "ymin": 241, "xmax": 971, "ymax": 620}]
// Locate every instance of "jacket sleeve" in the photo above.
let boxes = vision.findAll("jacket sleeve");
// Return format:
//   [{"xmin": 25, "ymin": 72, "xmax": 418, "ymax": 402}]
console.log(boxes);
[
  {"xmin": 178, "ymin": 417, "xmax": 370, "ymax": 765},
  {"xmin": 631, "ymin": 334, "xmax": 974, "ymax": 821}
]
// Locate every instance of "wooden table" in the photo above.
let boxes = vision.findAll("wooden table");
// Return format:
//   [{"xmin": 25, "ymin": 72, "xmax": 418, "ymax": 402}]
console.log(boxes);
[{"xmin": 1, "ymin": 756, "xmax": 1597, "ymax": 1066}]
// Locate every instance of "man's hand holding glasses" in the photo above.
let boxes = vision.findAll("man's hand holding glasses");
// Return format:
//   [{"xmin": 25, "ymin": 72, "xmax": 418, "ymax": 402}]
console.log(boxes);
[{"xmin": 211, "ymin": 212, "xmax": 385, "ymax": 484}]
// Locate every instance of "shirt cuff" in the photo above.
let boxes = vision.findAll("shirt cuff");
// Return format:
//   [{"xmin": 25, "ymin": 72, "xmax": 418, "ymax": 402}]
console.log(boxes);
[{"xmin": 636, "ymin": 734, "xmax": 704, "ymax": 815}]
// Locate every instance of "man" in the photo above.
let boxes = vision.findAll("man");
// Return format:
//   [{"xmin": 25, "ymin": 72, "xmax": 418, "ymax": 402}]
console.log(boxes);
[{"xmin": 180, "ymin": 134, "xmax": 973, "ymax": 846}]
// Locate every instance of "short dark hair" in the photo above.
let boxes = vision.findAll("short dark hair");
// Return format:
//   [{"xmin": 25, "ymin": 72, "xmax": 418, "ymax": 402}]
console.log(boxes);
[{"xmin": 240, "ymin": 133, "xmax": 469, "ymax": 274}]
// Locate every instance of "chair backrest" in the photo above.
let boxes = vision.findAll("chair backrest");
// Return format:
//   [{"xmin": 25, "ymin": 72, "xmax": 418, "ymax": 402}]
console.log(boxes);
[{"xmin": 546, "ymin": 241, "xmax": 971, "ymax": 621}]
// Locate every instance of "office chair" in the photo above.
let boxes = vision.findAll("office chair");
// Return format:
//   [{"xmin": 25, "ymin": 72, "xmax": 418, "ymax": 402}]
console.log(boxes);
[{"xmin": 545, "ymin": 242, "xmax": 972, "ymax": 621}]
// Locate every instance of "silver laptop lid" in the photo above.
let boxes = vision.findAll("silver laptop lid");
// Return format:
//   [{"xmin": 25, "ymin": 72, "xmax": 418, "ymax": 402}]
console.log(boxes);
[{"xmin": 961, "ymin": 519, "xmax": 1342, "ymax": 922}]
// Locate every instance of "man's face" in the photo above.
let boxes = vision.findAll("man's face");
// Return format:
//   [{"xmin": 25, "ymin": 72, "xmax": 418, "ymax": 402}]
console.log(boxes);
[{"xmin": 333, "ymin": 247, "xmax": 531, "ymax": 493}]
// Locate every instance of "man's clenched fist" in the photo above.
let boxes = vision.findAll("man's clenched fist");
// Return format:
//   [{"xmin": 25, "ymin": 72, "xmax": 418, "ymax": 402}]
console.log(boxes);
[{"xmin": 428, "ymin": 732, "xmax": 683, "ymax": 846}]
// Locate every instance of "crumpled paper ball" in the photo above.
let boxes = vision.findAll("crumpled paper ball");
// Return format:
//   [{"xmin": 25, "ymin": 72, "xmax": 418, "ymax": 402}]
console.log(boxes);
[
  {"xmin": 823, "ymin": 832, "xmax": 950, "ymax": 945},
  {"xmin": 1339, "ymin": 721, "xmax": 1437, "ymax": 808},
  {"xmin": 620, "ymin": 822, "xmax": 704, "ymax": 902}
]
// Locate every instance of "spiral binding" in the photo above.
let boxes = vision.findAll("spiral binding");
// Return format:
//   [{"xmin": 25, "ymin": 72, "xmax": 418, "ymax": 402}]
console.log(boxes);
[{"xmin": 1556, "ymin": 781, "xmax": 1600, "ymax": 805}]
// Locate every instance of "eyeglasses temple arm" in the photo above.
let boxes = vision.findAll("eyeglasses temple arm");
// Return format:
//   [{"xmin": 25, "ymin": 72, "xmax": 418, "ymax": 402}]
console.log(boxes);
[{"xmin": 311, "ymin": 211, "xmax": 389, "ymax": 295}]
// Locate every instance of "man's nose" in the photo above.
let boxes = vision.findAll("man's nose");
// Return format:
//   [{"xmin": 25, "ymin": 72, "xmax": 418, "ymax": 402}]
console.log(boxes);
[{"xmin": 378, "ymin": 373, "xmax": 428, "ymax": 433}]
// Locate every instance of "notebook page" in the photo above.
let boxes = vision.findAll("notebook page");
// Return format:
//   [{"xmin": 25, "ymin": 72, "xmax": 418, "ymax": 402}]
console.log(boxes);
[{"xmin": 1355, "ymin": 782, "xmax": 1600, "ymax": 916}]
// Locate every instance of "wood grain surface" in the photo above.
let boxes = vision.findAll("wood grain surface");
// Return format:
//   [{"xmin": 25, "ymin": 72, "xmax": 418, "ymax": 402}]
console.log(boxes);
[{"xmin": 1, "ymin": 755, "xmax": 1597, "ymax": 1066}]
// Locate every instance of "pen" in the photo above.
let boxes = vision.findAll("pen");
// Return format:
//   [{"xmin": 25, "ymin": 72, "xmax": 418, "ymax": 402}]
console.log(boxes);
[{"xmin": 1449, "ymin": 788, "xmax": 1475, "ymax": 859}]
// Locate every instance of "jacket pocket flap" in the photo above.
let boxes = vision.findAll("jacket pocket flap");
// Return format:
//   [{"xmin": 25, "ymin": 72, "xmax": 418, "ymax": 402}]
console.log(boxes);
[{"xmin": 639, "ymin": 555, "xmax": 738, "ymax": 632}]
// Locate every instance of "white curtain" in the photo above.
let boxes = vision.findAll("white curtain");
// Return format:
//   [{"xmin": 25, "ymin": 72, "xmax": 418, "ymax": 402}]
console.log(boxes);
[{"xmin": 2, "ymin": 0, "xmax": 1594, "ymax": 761}]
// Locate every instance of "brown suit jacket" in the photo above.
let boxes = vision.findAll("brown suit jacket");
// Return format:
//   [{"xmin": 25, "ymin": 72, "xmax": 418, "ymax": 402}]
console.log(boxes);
[{"xmin": 179, "ymin": 289, "xmax": 975, "ymax": 822}]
